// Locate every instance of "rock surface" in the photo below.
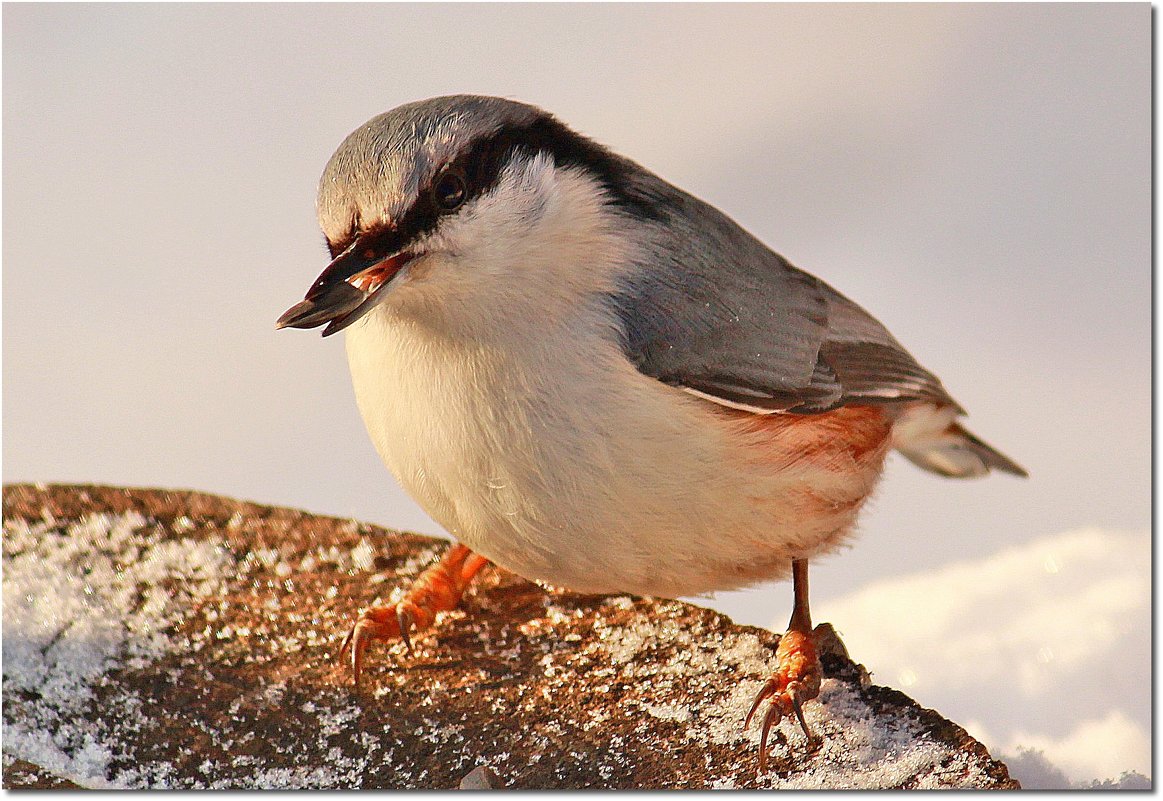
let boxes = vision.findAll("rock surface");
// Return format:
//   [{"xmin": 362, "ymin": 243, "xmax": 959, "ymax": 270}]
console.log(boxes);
[{"xmin": 2, "ymin": 484, "xmax": 1018, "ymax": 789}]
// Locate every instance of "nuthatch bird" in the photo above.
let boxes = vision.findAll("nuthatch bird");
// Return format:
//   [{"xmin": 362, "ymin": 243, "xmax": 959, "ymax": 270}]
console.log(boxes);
[{"xmin": 278, "ymin": 95, "xmax": 1025, "ymax": 766}]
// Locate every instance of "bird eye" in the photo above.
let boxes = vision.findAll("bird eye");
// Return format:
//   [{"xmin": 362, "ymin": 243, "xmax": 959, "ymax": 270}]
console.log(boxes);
[{"xmin": 433, "ymin": 170, "xmax": 467, "ymax": 212}]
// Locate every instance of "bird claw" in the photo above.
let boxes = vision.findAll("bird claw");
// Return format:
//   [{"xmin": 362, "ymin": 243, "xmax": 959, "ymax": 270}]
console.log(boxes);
[
  {"xmin": 746, "ymin": 628, "xmax": 824, "ymax": 771},
  {"xmin": 397, "ymin": 604, "xmax": 415, "ymax": 655},
  {"xmin": 335, "ymin": 600, "xmax": 419, "ymax": 686},
  {"xmin": 332, "ymin": 545, "xmax": 489, "ymax": 687},
  {"xmin": 746, "ymin": 679, "xmax": 784, "ymax": 771},
  {"xmin": 745, "ymin": 677, "xmax": 777, "ymax": 729},
  {"xmin": 337, "ymin": 627, "xmax": 357, "ymax": 673}
]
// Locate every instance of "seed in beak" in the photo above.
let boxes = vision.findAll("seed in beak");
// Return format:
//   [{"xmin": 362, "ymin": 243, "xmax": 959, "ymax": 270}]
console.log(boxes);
[
  {"xmin": 348, "ymin": 252, "xmax": 414, "ymax": 295},
  {"xmin": 349, "ymin": 268, "xmax": 384, "ymax": 294}
]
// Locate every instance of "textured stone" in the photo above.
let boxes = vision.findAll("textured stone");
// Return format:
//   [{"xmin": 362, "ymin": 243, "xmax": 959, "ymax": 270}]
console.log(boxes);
[{"xmin": 2, "ymin": 484, "xmax": 1018, "ymax": 789}]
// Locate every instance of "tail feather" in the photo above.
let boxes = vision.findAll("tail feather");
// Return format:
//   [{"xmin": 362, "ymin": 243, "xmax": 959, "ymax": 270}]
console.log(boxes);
[
  {"xmin": 892, "ymin": 404, "xmax": 1027, "ymax": 479},
  {"xmin": 949, "ymin": 423, "xmax": 1028, "ymax": 477}
]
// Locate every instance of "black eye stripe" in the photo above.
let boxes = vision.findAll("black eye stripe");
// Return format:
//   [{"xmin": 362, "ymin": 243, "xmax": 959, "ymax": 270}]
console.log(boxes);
[{"xmin": 325, "ymin": 114, "xmax": 661, "ymax": 258}]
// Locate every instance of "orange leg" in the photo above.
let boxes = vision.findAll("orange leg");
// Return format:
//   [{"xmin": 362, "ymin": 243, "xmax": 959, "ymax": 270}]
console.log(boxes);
[
  {"xmin": 338, "ymin": 543, "xmax": 489, "ymax": 684},
  {"xmin": 746, "ymin": 558, "xmax": 824, "ymax": 771}
]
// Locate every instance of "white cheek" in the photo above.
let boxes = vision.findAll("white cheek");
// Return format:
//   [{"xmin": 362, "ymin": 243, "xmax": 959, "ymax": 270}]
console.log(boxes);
[
  {"xmin": 386, "ymin": 154, "xmax": 637, "ymax": 332},
  {"xmin": 436, "ymin": 154, "xmax": 558, "ymax": 261}
]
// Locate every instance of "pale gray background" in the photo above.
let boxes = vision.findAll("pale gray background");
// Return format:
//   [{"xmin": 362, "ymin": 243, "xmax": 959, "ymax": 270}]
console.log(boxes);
[{"xmin": 4, "ymin": 3, "xmax": 1150, "ymax": 787}]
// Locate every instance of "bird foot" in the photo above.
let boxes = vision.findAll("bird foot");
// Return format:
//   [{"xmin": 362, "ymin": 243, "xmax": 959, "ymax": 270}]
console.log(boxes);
[
  {"xmin": 337, "ymin": 598, "xmax": 425, "ymax": 684},
  {"xmin": 746, "ymin": 625, "xmax": 826, "ymax": 771},
  {"xmin": 337, "ymin": 544, "xmax": 488, "ymax": 684}
]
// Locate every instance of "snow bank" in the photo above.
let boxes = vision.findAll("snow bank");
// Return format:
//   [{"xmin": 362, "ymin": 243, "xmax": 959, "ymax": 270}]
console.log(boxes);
[{"xmin": 815, "ymin": 527, "xmax": 1151, "ymax": 787}]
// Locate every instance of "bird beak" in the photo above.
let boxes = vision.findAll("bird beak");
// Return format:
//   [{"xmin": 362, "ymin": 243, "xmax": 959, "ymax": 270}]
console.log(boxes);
[{"xmin": 276, "ymin": 234, "xmax": 415, "ymax": 337}]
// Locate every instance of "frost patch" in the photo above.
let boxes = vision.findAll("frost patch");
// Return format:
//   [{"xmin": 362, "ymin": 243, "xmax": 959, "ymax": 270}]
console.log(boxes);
[
  {"xmin": 2, "ymin": 512, "xmax": 233, "ymax": 787},
  {"xmin": 642, "ymin": 703, "xmax": 692, "ymax": 723}
]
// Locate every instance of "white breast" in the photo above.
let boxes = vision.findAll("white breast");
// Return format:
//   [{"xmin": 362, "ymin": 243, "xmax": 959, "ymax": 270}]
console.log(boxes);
[{"xmin": 343, "ymin": 298, "xmax": 875, "ymax": 599}]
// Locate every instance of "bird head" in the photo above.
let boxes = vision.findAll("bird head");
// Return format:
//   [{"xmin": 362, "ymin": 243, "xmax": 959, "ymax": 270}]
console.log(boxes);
[{"xmin": 277, "ymin": 95, "xmax": 657, "ymax": 337}]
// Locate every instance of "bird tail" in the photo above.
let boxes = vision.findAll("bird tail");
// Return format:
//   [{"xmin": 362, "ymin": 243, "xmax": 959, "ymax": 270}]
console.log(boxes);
[{"xmin": 891, "ymin": 403, "xmax": 1027, "ymax": 479}]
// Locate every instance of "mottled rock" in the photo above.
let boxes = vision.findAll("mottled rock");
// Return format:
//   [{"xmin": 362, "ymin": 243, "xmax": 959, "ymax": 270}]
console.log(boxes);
[{"xmin": 2, "ymin": 484, "xmax": 1018, "ymax": 789}]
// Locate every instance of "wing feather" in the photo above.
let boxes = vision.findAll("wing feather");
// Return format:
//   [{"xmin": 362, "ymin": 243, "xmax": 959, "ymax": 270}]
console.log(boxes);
[
  {"xmin": 604, "ymin": 174, "xmax": 1026, "ymax": 477},
  {"xmin": 608, "ymin": 181, "xmax": 953, "ymax": 414}
]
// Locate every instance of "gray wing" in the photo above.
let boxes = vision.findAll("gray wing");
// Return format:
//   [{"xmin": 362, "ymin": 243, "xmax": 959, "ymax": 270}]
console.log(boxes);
[{"xmin": 608, "ymin": 183, "xmax": 957, "ymax": 415}]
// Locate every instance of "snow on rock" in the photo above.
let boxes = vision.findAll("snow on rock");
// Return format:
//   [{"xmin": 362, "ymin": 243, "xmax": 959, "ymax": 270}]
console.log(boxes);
[
  {"xmin": 2, "ymin": 484, "xmax": 1018, "ymax": 789},
  {"xmin": 3, "ymin": 507, "xmax": 232, "ymax": 787}
]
